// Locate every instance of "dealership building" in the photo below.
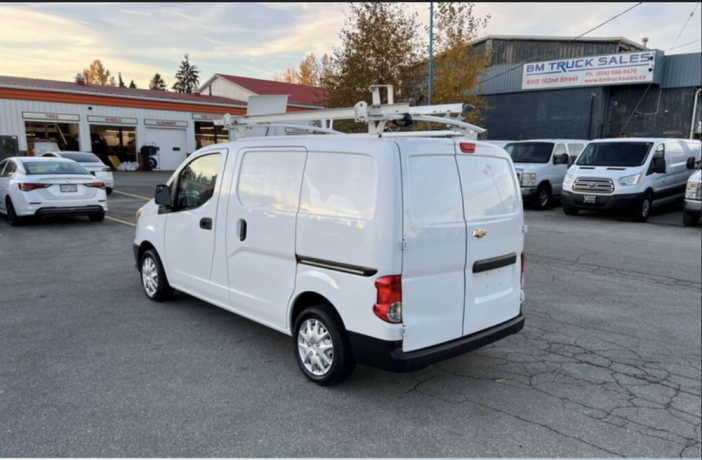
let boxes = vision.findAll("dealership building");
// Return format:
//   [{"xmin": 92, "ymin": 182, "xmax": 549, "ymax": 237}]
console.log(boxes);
[
  {"xmin": 0, "ymin": 74, "xmax": 322, "ymax": 169},
  {"xmin": 468, "ymin": 36, "xmax": 701, "ymax": 141}
]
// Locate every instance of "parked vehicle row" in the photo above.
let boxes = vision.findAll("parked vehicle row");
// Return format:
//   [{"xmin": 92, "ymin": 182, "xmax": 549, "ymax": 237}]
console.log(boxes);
[
  {"xmin": 683, "ymin": 158, "xmax": 702, "ymax": 226},
  {"xmin": 40, "ymin": 151, "xmax": 115, "ymax": 194}
]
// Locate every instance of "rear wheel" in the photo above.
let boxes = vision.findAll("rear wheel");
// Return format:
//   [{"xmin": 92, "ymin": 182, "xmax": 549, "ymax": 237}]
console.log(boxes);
[
  {"xmin": 6, "ymin": 199, "xmax": 24, "ymax": 227},
  {"xmin": 293, "ymin": 305, "xmax": 355, "ymax": 386},
  {"xmin": 633, "ymin": 192, "xmax": 653, "ymax": 222},
  {"xmin": 140, "ymin": 249, "xmax": 174, "ymax": 302},
  {"xmin": 89, "ymin": 210, "xmax": 105, "ymax": 222},
  {"xmin": 531, "ymin": 183, "xmax": 550, "ymax": 210},
  {"xmin": 683, "ymin": 211, "xmax": 700, "ymax": 227}
]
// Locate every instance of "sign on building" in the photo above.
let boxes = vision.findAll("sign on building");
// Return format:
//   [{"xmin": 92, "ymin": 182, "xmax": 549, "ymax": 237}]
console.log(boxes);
[{"xmin": 522, "ymin": 51, "xmax": 656, "ymax": 90}]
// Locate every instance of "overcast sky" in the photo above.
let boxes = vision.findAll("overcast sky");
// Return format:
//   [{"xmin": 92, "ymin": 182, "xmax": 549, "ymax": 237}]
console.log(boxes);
[{"xmin": 1, "ymin": 2, "xmax": 700, "ymax": 89}]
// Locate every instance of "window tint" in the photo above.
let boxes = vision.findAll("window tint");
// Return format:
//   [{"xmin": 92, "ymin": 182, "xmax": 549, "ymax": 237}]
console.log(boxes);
[
  {"xmin": 407, "ymin": 155, "xmax": 463, "ymax": 222},
  {"xmin": 300, "ymin": 153, "xmax": 376, "ymax": 219},
  {"xmin": 504, "ymin": 142, "xmax": 553, "ymax": 164},
  {"xmin": 23, "ymin": 161, "xmax": 90, "ymax": 175},
  {"xmin": 237, "ymin": 150, "xmax": 306, "ymax": 211},
  {"xmin": 175, "ymin": 153, "xmax": 221, "ymax": 209},
  {"xmin": 456, "ymin": 156, "xmax": 520, "ymax": 219},
  {"xmin": 576, "ymin": 142, "xmax": 654, "ymax": 167}
]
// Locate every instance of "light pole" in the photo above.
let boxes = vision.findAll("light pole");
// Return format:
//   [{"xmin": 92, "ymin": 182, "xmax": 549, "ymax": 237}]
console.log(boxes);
[{"xmin": 428, "ymin": 2, "xmax": 433, "ymax": 106}]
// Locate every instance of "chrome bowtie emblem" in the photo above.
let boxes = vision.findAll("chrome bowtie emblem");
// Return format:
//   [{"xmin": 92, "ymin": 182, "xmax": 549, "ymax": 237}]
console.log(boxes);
[{"xmin": 472, "ymin": 229, "xmax": 487, "ymax": 238}]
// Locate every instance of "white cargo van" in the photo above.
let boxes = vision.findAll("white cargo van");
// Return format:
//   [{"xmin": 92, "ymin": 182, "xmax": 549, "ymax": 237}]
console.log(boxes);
[
  {"xmin": 503, "ymin": 139, "xmax": 588, "ymax": 209},
  {"xmin": 561, "ymin": 138, "xmax": 702, "ymax": 221},
  {"xmin": 683, "ymin": 157, "xmax": 701, "ymax": 226},
  {"xmin": 133, "ymin": 89, "xmax": 526, "ymax": 386}
]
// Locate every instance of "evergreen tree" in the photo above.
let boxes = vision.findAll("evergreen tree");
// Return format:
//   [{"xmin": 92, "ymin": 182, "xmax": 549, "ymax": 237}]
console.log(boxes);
[
  {"xmin": 149, "ymin": 73, "xmax": 167, "ymax": 91},
  {"xmin": 172, "ymin": 53, "xmax": 200, "ymax": 93},
  {"xmin": 129, "ymin": 80, "xmax": 137, "ymax": 89}
]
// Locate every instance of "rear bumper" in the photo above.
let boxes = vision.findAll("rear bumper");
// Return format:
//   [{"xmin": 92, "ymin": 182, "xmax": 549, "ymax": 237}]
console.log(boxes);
[
  {"xmin": 348, "ymin": 314, "xmax": 525, "ymax": 373},
  {"xmin": 561, "ymin": 190, "xmax": 641, "ymax": 211},
  {"xmin": 34, "ymin": 205, "xmax": 104, "ymax": 218}
]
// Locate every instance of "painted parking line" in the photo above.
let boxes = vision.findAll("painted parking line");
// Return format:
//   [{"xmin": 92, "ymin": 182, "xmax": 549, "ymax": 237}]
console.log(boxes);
[
  {"xmin": 107, "ymin": 199, "xmax": 148, "ymax": 203},
  {"xmin": 112, "ymin": 190, "xmax": 151, "ymax": 200},
  {"xmin": 106, "ymin": 216, "xmax": 136, "ymax": 227}
]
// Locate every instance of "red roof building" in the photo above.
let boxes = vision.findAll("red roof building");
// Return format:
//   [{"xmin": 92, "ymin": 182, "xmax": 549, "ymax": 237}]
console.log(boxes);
[{"xmin": 198, "ymin": 74, "xmax": 325, "ymax": 108}]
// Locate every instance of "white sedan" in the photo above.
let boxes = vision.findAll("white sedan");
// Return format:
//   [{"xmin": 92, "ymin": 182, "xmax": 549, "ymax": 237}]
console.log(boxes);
[
  {"xmin": 0, "ymin": 157, "xmax": 108, "ymax": 226},
  {"xmin": 41, "ymin": 151, "xmax": 115, "ymax": 194}
]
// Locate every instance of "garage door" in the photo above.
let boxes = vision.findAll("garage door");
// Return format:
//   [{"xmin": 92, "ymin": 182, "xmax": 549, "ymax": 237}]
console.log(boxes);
[{"xmin": 145, "ymin": 128, "xmax": 188, "ymax": 171}]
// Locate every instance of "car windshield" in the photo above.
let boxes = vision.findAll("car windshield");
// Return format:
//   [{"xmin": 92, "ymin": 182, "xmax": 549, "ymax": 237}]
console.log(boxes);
[
  {"xmin": 504, "ymin": 142, "xmax": 553, "ymax": 164},
  {"xmin": 23, "ymin": 161, "xmax": 90, "ymax": 175},
  {"xmin": 576, "ymin": 142, "xmax": 653, "ymax": 167},
  {"xmin": 59, "ymin": 152, "xmax": 101, "ymax": 163}
]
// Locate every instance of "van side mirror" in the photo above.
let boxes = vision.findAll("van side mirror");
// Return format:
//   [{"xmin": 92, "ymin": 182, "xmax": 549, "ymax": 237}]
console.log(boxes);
[
  {"xmin": 687, "ymin": 157, "xmax": 697, "ymax": 169},
  {"xmin": 554, "ymin": 153, "xmax": 569, "ymax": 165},
  {"xmin": 154, "ymin": 184, "xmax": 172, "ymax": 207},
  {"xmin": 653, "ymin": 157, "xmax": 666, "ymax": 174}
]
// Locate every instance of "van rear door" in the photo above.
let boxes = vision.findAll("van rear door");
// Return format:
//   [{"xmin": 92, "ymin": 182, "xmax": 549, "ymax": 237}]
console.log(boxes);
[
  {"xmin": 400, "ymin": 141, "xmax": 466, "ymax": 352},
  {"xmin": 455, "ymin": 142, "xmax": 523, "ymax": 336}
]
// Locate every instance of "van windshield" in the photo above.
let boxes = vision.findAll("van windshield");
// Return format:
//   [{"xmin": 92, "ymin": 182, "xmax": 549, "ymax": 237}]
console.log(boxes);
[
  {"xmin": 576, "ymin": 142, "xmax": 653, "ymax": 167},
  {"xmin": 504, "ymin": 142, "xmax": 553, "ymax": 164}
]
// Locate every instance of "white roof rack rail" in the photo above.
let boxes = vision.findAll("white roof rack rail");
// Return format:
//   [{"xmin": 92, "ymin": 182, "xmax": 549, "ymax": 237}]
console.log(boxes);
[{"xmin": 216, "ymin": 85, "xmax": 486, "ymax": 140}]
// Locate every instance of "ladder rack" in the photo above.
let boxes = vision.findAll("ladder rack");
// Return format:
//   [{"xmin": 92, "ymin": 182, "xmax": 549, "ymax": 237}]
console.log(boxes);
[{"xmin": 216, "ymin": 85, "xmax": 486, "ymax": 140}]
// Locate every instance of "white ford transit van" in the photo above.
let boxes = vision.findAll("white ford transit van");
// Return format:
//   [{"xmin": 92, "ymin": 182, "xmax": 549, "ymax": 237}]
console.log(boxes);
[
  {"xmin": 683, "ymin": 157, "xmax": 701, "ymax": 227},
  {"xmin": 132, "ymin": 93, "xmax": 526, "ymax": 386},
  {"xmin": 504, "ymin": 139, "xmax": 588, "ymax": 210},
  {"xmin": 561, "ymin": 138, "xmax": 702, "ymax": 221}
]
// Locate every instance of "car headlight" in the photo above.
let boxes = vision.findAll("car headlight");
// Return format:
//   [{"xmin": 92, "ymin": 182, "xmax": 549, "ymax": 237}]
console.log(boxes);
[
  {"xmin": 618, "ymin": 173, "xmax": 642, "ymax": 186},
  {"xmin": 685, "ymin": 180, "xmax": 701, "ymax": 199},
  {"xmin": 563, "ymin": 173, "xmax": 574, "ymax": 185},
  {"xmin": 522, "ymin": 173, "xmax": 537, "ymax": 187}
]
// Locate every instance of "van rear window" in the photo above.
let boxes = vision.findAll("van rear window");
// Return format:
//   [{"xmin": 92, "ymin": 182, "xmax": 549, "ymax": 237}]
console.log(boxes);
[{"xmin": 456, "ymin": 156, "xmax": 520, "ymax": 219}]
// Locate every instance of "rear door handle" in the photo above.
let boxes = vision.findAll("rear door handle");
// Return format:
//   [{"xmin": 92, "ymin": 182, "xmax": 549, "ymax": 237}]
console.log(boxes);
[
  {"xmin": 239, "ymin": 219, "xmax": 247, "ymax": 241},
  {"xmin": 200, "ymin": 217, "xmax": 212, "ymax": 230}
]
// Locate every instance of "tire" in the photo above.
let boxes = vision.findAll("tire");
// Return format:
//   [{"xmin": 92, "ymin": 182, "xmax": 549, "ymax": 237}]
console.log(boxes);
[
  {"xmin": 632, "ymin": 192, "xmax": 653, "ymax": 222},
  {"xmin": 531, "ymin": 183, "xmax": 550, "ymax": 210},
  {"xmin": 683, "ymin": 211, "xmax": 700, "ymax": 227},
  {"xmin": 106, "ymin": 187, "xmax": 113, "ymax": 195},
  {"xmin": 293, "ymin": 305, "xmax": 356, "ymax": 386},
  {"xmin": 6, "ymin": 199, "xmax": 24, "ymax": 227},
  {"xmin": 89, "ymin": 211, "xmax": 105, "ymax": 222},
  {"xmin": 139, "ymin": 249, "xmax": 174, "ymax": 302},
  {"xmin": 563, "ymin": 202, "xmax": 579, "ymax": 216}
]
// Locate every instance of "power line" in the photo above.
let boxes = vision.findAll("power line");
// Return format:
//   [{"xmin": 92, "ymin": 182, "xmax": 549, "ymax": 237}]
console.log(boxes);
[
  {"xmin": 480, "ymin": 3, "xmax": 643, "ymax": 85},
  {"xmin": 666, "ymin": 2, "xmax": 700, "ymax": 51}
]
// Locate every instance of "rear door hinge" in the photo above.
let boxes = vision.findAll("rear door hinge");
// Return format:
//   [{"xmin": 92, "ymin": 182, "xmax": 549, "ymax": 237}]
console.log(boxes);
[{"xmin": 402, "ymin": 239, "xmax": 407, "ymax": 250}]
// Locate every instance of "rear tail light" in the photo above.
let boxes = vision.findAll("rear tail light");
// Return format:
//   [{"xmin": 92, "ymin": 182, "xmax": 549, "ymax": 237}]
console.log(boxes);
[
  {"xmin": 374, "ymin": 275, "xmax": 402, "ymax": 323},
  {"xmin": 18, "ymin": 183, "xmax": 50, "ymax": 191},
  {"xmin": 459, "ymin": 142, "xmax": 476, "ymax": 153},
  {"xmin": 85, "ymin": 182, "xmax": 106, "ymax": 189},
  {"xmin": 520, "ymin": 251, "xmax": 525, "ymax": 290}
]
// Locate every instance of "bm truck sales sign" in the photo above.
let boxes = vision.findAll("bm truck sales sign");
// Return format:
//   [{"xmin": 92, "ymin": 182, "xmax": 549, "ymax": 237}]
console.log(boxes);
[{"xmin": 522, "ymin": 51, "xmax": 655, "ymax": 90}]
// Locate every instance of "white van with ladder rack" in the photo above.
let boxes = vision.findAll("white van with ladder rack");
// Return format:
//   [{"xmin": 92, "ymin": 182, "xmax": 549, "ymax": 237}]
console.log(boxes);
[{"xmin": 133, "ymin": 86, "xmax": 527, "ymax": 385}]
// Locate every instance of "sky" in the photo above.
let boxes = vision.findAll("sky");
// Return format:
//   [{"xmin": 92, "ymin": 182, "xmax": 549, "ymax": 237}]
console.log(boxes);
[{"xmin": 0, "ymin": 2, "xmax": 700, "ymax": 89}]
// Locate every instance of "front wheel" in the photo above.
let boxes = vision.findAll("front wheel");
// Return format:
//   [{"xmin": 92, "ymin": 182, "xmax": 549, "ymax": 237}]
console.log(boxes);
[
  {"xmin": 293, "ymin": 305, "xmax": 355, "ymax": 386},
  {"xmin": 683, "ymin": 211, "xmax": 700, "ymax": 227},
  {"xmin": 531, "ymin": 184, "xmax": 550, "ymax": 210},
  {"xmin": 632, "ymin": 192, "xmax": 653, "ymax": 222},
  {"xmin": 140, "ymin": 249, "xmax": 174, "ymax": 302}
]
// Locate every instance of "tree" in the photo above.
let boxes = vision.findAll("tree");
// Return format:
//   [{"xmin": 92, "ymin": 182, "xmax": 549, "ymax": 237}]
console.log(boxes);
[
  {"xmin": 129, "ymin": 80, "xmax": 137, "ymax": 89},
  {"xmin": 118, "ymin": 72, "xmax": 125, "ymax": 88},
  {"xmin": 273, "ymin": 68, "xmax": 299, "ymax": 84},
  {"xmin": 425, "ymin": 2, "xmax": 493, "ymax": 126},
  {"xmin": 149, "ymin": 73, "xmax": 168, "ymax": 91},
  {"xmin": 82, "ymin": 59, "xmax": 114, "ymax": 86},
  {"xmin": 298, "ymin": 53, "xmax": 321, "ymax": 86},
  {"xmin": 172, "ymin": 53, "xmax": 200, "ymax": 93},
  {"xmin": 318, "ymin": 3, "xmax": 423, "ymax": 131}
]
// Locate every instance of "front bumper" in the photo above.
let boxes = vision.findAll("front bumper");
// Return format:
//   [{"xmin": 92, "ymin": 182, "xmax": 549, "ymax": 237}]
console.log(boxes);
[
  {"xmin": 561, "ymin": 190, "xmax": 642, "ymax": 211},
  {"xmin": 520, "ymin": 186, "xmax": 537, "ymax": 198},
  {"xmin": 348, "ymin": 314, "xmax": 525, "ymax": 373},
  {"xmin": 683, "ymin": 199, "xmax": 701, "ymax": 216}
]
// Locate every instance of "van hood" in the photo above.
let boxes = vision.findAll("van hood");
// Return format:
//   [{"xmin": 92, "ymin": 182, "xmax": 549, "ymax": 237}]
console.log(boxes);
[
  {"xmin": 569, "ymin": 165, "xmax": 640, "ymax": 179},
  {"xmin": 513, "ymin": 163, "xmax": 548, "ymax": 174}
]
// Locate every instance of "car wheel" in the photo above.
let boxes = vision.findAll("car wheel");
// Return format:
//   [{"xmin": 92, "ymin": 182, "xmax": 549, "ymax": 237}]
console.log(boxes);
[
  {"xmin": 6, "ymin": 199, "xmax": 24, "ymax": 227},
  {"xmin": 531, "ymin": 184, "xmax": 550, "ymax": 210},
  {"xmin": 633, "ymin": 192, "xmax": 653, "ymax": 222},
  {"xmin": 140, "ymin": 249, "xmax": 174, "ymax": 302},
  {"xmin": 293, "ymin": 305, "xmax": 355, "ymax": 386},
  {"xmin": 89, "ymin": 211, "xmax": 105, "ymax": 222},
  {"xmin": 563, "ymin": 203, "xmax": 579, "ymax": 216},
  {"xmin": 682, "ymin": 211, "xmax": 700, "ymax": 227},
  {"xmin": 106, "ymin": 187, "xmax": 113, "ymax": 195}
]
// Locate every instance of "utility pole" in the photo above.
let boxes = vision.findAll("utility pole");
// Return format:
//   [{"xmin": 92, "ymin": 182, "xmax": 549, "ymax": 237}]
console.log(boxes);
[{"xmin": 428, "ymin": 2, "xmax": 433, "ymax": 106}]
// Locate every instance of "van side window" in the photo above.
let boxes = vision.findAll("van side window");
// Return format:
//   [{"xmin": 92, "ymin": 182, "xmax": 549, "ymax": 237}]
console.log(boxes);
[
  {"xmin": 237, "ymin": 150, "xmax": 306, "ymax": 211},
  {"xmin": 300, "ymin": 153, "xmax": 376, "ymax": 219},
  {"xmin": 568, "ymin": 143, "xmax": 585, "ymax": 156},
  {"xmin": 175, "ymin": 153, "xmax": 221, "ymax": 209},
  {"xmin": 456, "ymin": 156, "xmax": 519, "ymax": 219},
  {"xmin": 554, "ymin": 144, "xmax": 566, "ymax": 156}
]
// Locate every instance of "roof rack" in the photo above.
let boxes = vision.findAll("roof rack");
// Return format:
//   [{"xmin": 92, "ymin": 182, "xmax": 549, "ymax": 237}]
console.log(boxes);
[{"xmin": 216, "ymin": 85, "xmax": 486, "ymax": 140}]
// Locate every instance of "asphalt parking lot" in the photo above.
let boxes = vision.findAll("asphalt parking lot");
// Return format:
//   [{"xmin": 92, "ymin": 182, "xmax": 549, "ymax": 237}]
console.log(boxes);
[{"xmin": 0, "ymin": 171, "xmax": 700, "ymax": 457}]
